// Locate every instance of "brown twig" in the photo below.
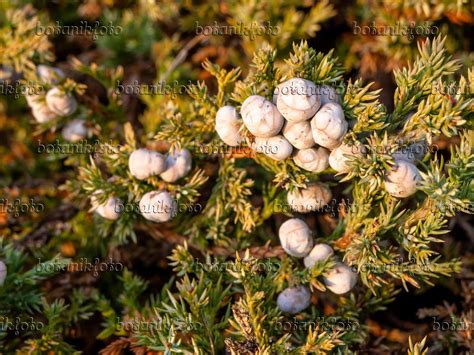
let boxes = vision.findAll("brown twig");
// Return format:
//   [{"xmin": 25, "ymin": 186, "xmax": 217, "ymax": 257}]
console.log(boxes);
[{"xmin": 161, "ymin": 34, "xmax": 208, "ymax": 82}]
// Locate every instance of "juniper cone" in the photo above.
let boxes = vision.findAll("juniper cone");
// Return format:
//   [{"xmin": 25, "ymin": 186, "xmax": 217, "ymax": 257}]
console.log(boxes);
[
  {"xmin": 392, "ymin": 142, "xmax": 427, "ymax": 162},
  {"xmin": 36, "ymin": 64, "xmax": 64, "ymax": 84},
  {"xmin": 128, "ymin": 148, "xmax": 167, "ymax": 180},
  {"xmin": 279, "ymin": 218, "xmax": 313, "ymax": 257},
  {"xmin": 241, "ymin": 95, "xmax": 284, "ymax": 137},
  {"xmin": 310, "ymin": 102, "xmax": 348, "ymax": 149},
  {"xmin": 215, "ymin": 105, "xmax": 243, "ymax": 146},
  {"xmin": 329, "ymin": 141, "xmax": 366, "ymax": 173},
  {"xmin": 25, "ymin": 92, "xmax": 44, "ymax": 109},
  {"xmin": 31, "ymin": 102, "xmax": 57, "ymax": 123},
  {"xmin": 160, "ymin": 148, "xmax": 192, "ymax": 182},
  {"xmin": 287, "ymin": 182, "xmax": 332, "ymax": 212},
  {"xmin": 45, "ymin": 87, "xmax": 78, "ymax": 116},
  {"xmin": 91, "ymin": 194, "xmax": 121, "ymax": 221},
  {"xmin": 282, "ymin": 120, "xmax": 315, "ymax": 149},
  {"xmin": 253, "ymin": 135, "xmax": 293, "ymax": 161},
  {"xmin": 323, "ymin": 263, "xmax": 358, "ymax": 294},
  {"xmin": 293, "ymin": 147, "xmax": 329, "ymax": 172},
  {"xmin": 277, "ymin": 286, "xmax": 312, "ymax": 314},
  {"xmin": 384, "ymin": 159, "xmax": 421, "ymax": 198},
  {"xmin": 62, "ymin": 119, "xmax": 88, "ymax": 142},
  {"xmin": 139, "ymin": 191, "xmax": 176, "ymax": 223},
  {"xmin": 276, "ymin": 78, "xmax": 321, "ymax": 122},
  {"xmin": 304, "ymin": 243, "xmax": 334, "ymax": 269}
]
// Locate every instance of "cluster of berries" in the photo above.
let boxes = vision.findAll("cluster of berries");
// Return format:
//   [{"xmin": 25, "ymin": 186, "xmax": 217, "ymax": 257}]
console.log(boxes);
[
  {"xmin": 215, "ymin": 78, "xmax": 347, "ymax": 171},
  {"xmin": 91, "ymin": 148, "xmax": 192, "ymax": 223},
  {"xmin": 277, "ymin": 218, "xmax": 357, "ymax": 314},
  {"xmin": 24, "ymin": 65, "xmax": 88, "ymax": 142}
]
